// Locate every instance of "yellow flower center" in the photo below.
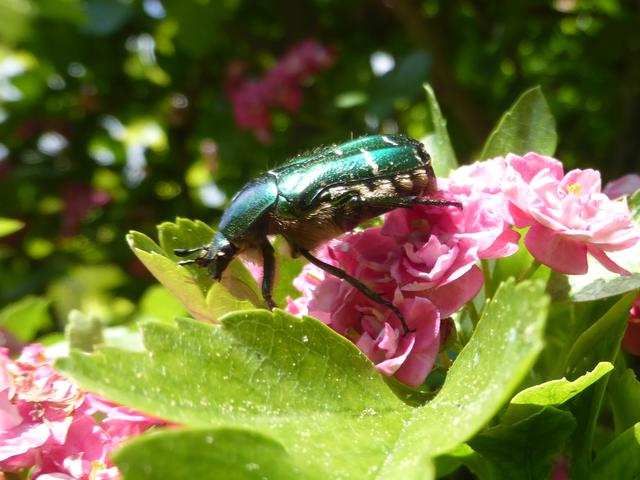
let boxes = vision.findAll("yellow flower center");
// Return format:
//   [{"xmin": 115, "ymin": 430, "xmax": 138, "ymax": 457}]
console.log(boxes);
[{"xmin": 567, "ymin": 182, "xmax": 582, "ymax": 195}]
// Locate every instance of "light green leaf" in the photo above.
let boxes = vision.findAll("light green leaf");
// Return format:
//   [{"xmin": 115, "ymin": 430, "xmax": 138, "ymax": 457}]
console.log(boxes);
[
  {"xmin": 158, "ymin": 218, "xmax": 261, "ymax": 306},
  {"xmin": 47, "ymin": 264, "xmax": 128, "ymax": 323},
  {"xmin": 220, "ymin": 260, "xmax": 262, "ymax": 307},
  {"xmin": 503, "ymin": 362, "xmax": 613, "ymax": 424},
  {"xmin": 115, "ymin": 428, "xmax": 313, "ymax": 480},
  {"xmin": 272, "ymin": 236, "xmax": 305, "ymax": 307},
  {"xmin": 138, "ymin": 285, "xmax": 187, "ymax": 323},
  {"xmin": 0, "ymin": 295, "xmax": 52, "ymax": 342},
  {"xmin": 157, "ymin": 217, "xmax": 216, "ymax": 292},
  {"xmin": 480, "ymin": 86, "xmax": 557, "ymax": 160},
  {"xmin": 468, "ymin": 407, "xmax": 575, "ymax": 480},
  {"xmin": 127, "ymin": 231, "xmax": 215, "ymax": 323},
  {"xmin": 593, "ymin": 423, "xmax": 640, "ymax": 480},
  {"xmin": 65, "ymin": 310, "xmax": 103, "ymax": 352},
  {"xmin": 421, "ymin": 84, "xmax": 457, "ymax": 177},
  {"xmin": 57, "ymin": 279, "xmax": 547, "ymax": 479},
  {"xmin": 0, "ymin": 218, "xmax": 25, "ymax": 237},
  {"xmin": 205, "ymin": 283, "xmax": 254, "ymax": 319}
]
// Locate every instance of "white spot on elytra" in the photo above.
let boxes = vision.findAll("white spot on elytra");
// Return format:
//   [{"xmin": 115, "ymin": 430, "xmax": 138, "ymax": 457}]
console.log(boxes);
[
  {"xmin": 360, "ymin": 148, "xmax": 379, "ymax": 174},
  {"xmin": 381, "ymin": 135, "xmax": 398, "ymax": 146},
  {"xmin": 334, "ymin": 148, "xmax": 343, "ymax": 156}
]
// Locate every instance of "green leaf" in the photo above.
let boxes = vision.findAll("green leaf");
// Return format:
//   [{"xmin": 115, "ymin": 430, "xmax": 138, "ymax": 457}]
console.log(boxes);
[
  {"xmin": 369, "ymin": 50, "xmax": 430, "ymax": 119},
  {"xmin": 548, "ymin": 244, "xmax": 640, "ymax": 303},
  {"xmin": 468, "ymin": 407, "xmax": 575, "ymax": 480},
  {"xmin": 375, "ymin": 279, "xmax": 548, "ymax": 478},
  {"xmin": 480, "ymin": 86, "xmax": 557, "ymax": 160},
  {"xmin": 565, "ymin": 292, "xmax": 636, "ymax": 375},
  {"xmin": 126, "ymin": 231, "xmax": 215, "ymax": 323},
  {"xmin": 138, "ymin": 285, "xmax": 188, "ymax": 323},
  {"xmin": 47, "ymin": 264, "xmax": 128, "ymax": 323},
  {"xmin": 593, "ymin": 423, "xmax": 640, "ymax": 480},
  {"xmin": 421, "ymin": 84, "xmax": 458, "ymax": 176},
  {"xmin": 563, "ymin": 292, "xmax": 636, "ymax": 478},
  {"xmin": 157, "ymin": 218, "xmax": 216, "ymax": 293},
  {"xmin": 0, "ymin": 217, "xmax": 25, "ymax": 237},
  {"xmin": 115, "ymin": 428, "xmax": 314, "ymax": 480},
  {"xmin": 608, "ymin": 367, "xmax": 640, "ymax": 433},
  {"xmin": 0, "ymin": 295, "xmax": 52, "ymax": 342},
  {"xmin": 220, "ymin": 260, "xmax": 262, "ymax": 307},
  {"xmin": 205, "ymin": 283, "xmax": 255, "ymax": 319},
  {"xmin": 58, "ymin": 311, "xmax": 412, "ymax": 479},
  {"xmin": 57, "ymin": 279, "xmax": 547, "ymax": 479},
  {"xmin": 503, "ymin": 362, "xmax": 613, "ymax": 424},
  {"xmin": 272, "ymin": 236, "xmax": 305, "ymax": 307},
  {"xmin": 81, "ymin": 0, "xmax": 132, "ymax": 36},
  {"xmin": 65, "ymin": 310, "xmax": 104, "ymax": 352}
]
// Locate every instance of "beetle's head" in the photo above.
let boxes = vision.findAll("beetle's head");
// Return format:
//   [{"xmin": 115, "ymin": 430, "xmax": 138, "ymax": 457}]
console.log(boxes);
[
  {"xmin": 204, "ymin": 234, "xmax": 239, "ymax": 280},
  {"xmin": 175, "ymin": 233, "xmax": 238, "ymax": 281}
]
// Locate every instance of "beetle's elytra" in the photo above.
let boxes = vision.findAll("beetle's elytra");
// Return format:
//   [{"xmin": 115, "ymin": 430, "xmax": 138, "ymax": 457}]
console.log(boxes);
[{"xmin": 175, "ymin": 134, "xmax": 461, "ymax": 334}]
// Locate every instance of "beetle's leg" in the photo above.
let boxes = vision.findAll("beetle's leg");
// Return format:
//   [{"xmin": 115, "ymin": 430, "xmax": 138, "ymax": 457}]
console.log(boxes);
[
  {"xmin": 299, "ymin": 249, "xmax": 413, "ymax": 335},
  {"xmin": 367, "ymin": 196, "xmax": 462, "ymax": 210},
  {"xmin": 261, "ymin": 241, "xmax": 277, "ymax": 310}
]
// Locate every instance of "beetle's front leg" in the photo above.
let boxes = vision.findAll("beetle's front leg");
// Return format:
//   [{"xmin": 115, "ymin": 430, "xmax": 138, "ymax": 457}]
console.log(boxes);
[
  {"xmin": 299, "ymin": 249, "xmax": 413, "ymax": 335},
  {"xmin": 261, "ymin": 240, "xmax": 277, "ymax": 310}
]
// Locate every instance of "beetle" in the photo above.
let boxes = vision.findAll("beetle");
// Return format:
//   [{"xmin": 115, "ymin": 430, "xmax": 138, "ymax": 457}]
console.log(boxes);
[{"xmin": 175, "ymin": 134, "xmax": 461, "ymax": 334}]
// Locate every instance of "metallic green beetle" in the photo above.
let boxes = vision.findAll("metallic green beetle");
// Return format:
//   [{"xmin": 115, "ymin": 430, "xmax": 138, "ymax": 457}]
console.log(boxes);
[{"xmin": 175, "ymin": 134, "xmax": 460, "ymax": 334}]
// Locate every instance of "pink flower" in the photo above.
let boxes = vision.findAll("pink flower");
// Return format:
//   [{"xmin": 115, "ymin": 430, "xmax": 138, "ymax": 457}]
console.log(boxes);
[
  {"xmin": 288, "ymin": 204, "xmax": 493, "ymax": 386},
  {"xmin": 290, "ymin": 264, "xmax": 444, "ymax": 387},
  {"xmin": 435, "ymin": 158, "xmax": 521, "ymax": 259},
  {"xmin": 0, "ymin": 344, "xmax": 165, "ymax": 479},
  {"xmin": 603, "ymin": 173, "xmax": 640, "ymax": 199},
  {"xmin": 224, "ymin": 40, "xmax": 335, "ymax": 142},
  {"xmin": 502, "ymin": 152, "xmax": 639, "ymax": 275},
  {"xmin": 380, "ymin": 211, "xmax": 485, "ymax": 316},
  {"xmin": 287, "ymin": 162, "xmax": 528, "ymax": 387}
]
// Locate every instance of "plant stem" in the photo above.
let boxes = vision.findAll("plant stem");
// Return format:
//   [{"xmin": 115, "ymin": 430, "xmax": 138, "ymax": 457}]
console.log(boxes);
[
  {"xmin": 481, "ymin": 259, "xmax": 494, "ymax": 299},
  {"xmin": 519, "ymin": 260, "xmax": 542, "ymax": 281},
  {"xmin": 467, "ymin": 300, "xmax": 480, "ymax": 326}
]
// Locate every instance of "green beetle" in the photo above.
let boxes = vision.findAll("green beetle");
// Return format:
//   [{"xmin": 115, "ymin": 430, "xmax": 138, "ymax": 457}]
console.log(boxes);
[{"xmin": 175, "ymin": 134, "xmax": 460, "ymax": 334}]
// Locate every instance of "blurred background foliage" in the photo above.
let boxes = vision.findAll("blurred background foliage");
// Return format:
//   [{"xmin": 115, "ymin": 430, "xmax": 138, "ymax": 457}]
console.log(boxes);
[{"xmin": 0, "ymin": 0, "xmax": 639, "ymax": 342}]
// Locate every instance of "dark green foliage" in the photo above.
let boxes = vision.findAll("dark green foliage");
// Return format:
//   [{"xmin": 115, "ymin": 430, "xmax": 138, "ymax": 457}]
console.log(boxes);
[{"xmin": 1, "ymin": 0, "xmax": 639, "ymax": 324}]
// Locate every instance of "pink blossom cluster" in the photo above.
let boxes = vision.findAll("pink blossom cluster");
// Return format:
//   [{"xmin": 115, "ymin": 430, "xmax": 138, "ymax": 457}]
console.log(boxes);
[
  {"xmin": 0, "ymin": 345, "xmax": 164, "ymax": 479},
  {"xmin": 225, "ymin": 40, "xmax": 336, "ymax": 143},
  {"xmin": 288, "ymin": 152, "xmax": 639, "ymax": 387}
]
